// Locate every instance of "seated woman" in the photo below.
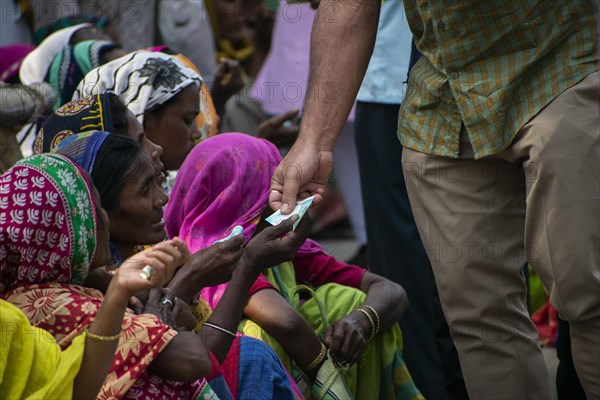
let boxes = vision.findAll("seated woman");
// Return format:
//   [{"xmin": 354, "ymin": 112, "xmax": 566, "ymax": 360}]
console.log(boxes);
[
  {"xmin": 0, "ymin": 156, "xmax": 181, "ymax": 400},
  {"xmin": 165, "ymin": 133, "xmax": 424, "ymax": 400},
  {"xmin": 52, "ymin": 131, "xmax": 310, "ymax": 399},
  {"xmin": 0, "ymin": 153, "xmax": 222, "ymax": 399}
]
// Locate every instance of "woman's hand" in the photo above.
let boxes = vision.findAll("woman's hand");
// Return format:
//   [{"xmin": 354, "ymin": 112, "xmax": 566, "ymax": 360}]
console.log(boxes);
[
  {"xmin": 241, "ymin": 214, "xmax": 310, "ymax": 273},
  {"xmin": 129, "ymin": 287, "xmax": 192, "ymax": 330},
  {"xmin": 185, "ymin": 236, "xmax": 244, "ymax": 286},
  {"xmin": 110, "ymin": 238, "xmax": 188, "ymax": 299},
  {"xmin": 324, "ymin": 310, "xmax": 372, "ymax": 366},
  {"xmin": 166, "ymin": 235, "xmax": 244, "ymax": 303}
]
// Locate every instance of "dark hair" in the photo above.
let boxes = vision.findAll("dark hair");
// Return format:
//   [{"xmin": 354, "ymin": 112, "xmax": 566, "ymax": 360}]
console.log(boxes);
[
  {"xmin": 107, "ymin": 92, "xmax": 130, "ymax": 135},
  {"xmin": 92, "ymin": 134, "xmax": 144, "ymax": 211}
]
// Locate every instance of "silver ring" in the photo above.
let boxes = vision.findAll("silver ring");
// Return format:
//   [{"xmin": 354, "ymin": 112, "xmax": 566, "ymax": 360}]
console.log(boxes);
[
  {"xmin": 160, "ymin": 297, "xmax": 174, "ymax": 307},
  {"xmin": 139, "ymin": 265, "xmax": 155, "ymax": 280}
]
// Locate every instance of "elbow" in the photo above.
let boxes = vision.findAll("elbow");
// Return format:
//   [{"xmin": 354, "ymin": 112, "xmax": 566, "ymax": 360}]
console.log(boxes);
[{"xmin": 149, "ymin": 333, "xmax": 213, "ymax": 381}]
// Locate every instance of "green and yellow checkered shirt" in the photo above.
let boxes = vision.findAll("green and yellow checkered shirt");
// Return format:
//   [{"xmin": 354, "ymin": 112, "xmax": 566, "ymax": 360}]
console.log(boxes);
[{"xmin": 398, "ymin": 0, "xmax": 598, "ymax": 159}]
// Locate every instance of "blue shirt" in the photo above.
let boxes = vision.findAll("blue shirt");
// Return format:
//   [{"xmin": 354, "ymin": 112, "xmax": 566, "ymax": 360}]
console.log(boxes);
[{"xmin": 356, "ymin": 0, "xmax": 413, "ymax": 104}]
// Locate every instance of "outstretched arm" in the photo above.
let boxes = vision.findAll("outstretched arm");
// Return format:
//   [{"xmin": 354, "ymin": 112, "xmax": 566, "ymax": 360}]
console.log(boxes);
[{"xmin": 270, "ymin": 0, "xmax": 381, "ymax": 213}]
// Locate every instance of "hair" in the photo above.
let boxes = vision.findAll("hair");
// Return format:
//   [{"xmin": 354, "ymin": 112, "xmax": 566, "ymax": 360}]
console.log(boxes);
[
  {"xmin": 107, "ymin": 92, "xmax": 130, "ymax": 135},
  {"xmin": 91, "ymin": 134, "xmax": 145, "ymax": 211}
]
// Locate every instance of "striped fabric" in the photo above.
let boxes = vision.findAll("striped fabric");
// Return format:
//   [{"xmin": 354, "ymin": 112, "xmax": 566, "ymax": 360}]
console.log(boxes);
[{"xmin": 399, "ymin": 0, "xmax": 598, "ymax": 159}]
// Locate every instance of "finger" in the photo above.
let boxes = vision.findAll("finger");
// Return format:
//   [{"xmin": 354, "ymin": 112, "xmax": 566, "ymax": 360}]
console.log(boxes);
[
  {"xmin": 279, "ymin": 161, "xmax": 302, "ymax": 214},
  {"xmin": 172, "ymin": 297, "xmax": 183, "ymax": 318},
  {"xmin": 148, "ymin": 287, "xmax": 163, "ymax": 305},
  {"xmin": 328, "ymin": 324, "xmax": 345, "ymax": 358},
  {"xmin": 268, "ymin": 187, "xmax": 283, "ymax": 212},
  {"xmin": 129, "ymin": 296, "xmax": 144, "ymax": 314},
  {"xmin": 265, "ymin": 215, "xmax": 298, "ymax": 238},
  {"xmin": 323, "ymin": 326, "xmax": 333, "ymax": 348},
  {"xmin": 337, "ymin": 329, "xmax": 360, "ymax": 362},
  {"xmin": 218, "ymin": 234, "xmax": 244, "ymax": 251}
]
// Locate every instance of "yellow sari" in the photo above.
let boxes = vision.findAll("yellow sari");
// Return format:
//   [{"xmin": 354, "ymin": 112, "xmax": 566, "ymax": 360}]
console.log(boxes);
[{"xmin": 0, "ymin": 300, "xmax": 86, "ymax": 399}]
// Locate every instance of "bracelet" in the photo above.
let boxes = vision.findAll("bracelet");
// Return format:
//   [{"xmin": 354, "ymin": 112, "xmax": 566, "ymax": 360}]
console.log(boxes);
[
  {"xmin": 363, "ymin": 305, "xmax": 380, "ymax": 337},
  {"xmin": 86, "ymin": 329, "xmax": 121, "ymax": 342},
  {"xmin": 203, "ymin": 322, "xmax": 237, "ymax": 338},
  {"xmin": 302, "ymin": 342, "xmax": 326, "ymax": 371},
  {"xmin": 355, "ymin": 308, "xmax": 376, "ymax": 340}
]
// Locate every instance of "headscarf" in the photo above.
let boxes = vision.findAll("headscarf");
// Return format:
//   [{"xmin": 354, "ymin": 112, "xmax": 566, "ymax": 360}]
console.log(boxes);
[
  {"xmin": 73, "ymin": 50, "xmax": 202, "ymax": 124},
  {"xmin": 165, "ymin": 133, "xmax": 322, "ymax": 308},
  {"xmin": 19, "ymin": 23, "xmax": 92, "ymax": 85},
  {"xmin": 46, "ymin": 39, "xmax": 119, "ymax": 110},
  {"xmin": 0, "ymin": 154, "xmax": 97, "ymax": 293},
  {"xmin": 34, "ymin": 93, "xmax": 116, "ymax": 154},
  {"xmin": 0, "ymin": 45, "xmax": 35, "ymax": 83},
  {"xmin": 144, "ymin": 47, "xmax": 218, "ymax": 139},
  {"xmin": 33, "ymin": 15, "xmax": 108, "ymax": 45},
  {"xmin": 165, "ymin": 132, "xmax": 322, "ymax": 253},
  {"xmin": 0, "ymin": 154, "xmax": 226, "ymax": 400},
  {"xmin": 51, "ymin": 130, "xmax": 110, "ymax": 174}
]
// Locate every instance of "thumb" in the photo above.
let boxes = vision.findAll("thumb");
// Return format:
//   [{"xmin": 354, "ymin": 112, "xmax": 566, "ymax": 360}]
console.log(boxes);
[{"xmin": 278, "ymin": 161, "xmax": 302, "ymax": 214}]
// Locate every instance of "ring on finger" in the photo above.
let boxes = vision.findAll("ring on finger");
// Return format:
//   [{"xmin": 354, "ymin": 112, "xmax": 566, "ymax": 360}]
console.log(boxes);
[
  {"xmin": 160, "ymin": 297, "xmax": 174, "ymax": 307},
  {"xmin": 139, "ymin": 265, "xmax": 155, "ymax": 280}
]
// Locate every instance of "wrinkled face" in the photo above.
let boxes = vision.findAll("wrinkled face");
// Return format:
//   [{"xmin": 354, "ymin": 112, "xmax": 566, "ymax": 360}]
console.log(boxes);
[
  {"xmin": 144, "ymin": 84, "xmax": 200, "ymax": 171},
  {"xmin": 107, "ymin": 155, "xmax": 169, "ymax": 246},
  {"xmin": 90, "ymin": 184, "xmax": 112, "ymax": 269},
  {"xmin": 124, "ymin": 109, "xmax": 166, "ymax": 183}
]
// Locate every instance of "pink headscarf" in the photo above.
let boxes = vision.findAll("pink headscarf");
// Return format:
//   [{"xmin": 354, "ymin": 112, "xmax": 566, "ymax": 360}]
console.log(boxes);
[
  {"xmin": 0, "ymin": 45, "xmax": 35, "ymax": 82},
  {"xmin": 165, "ymin": 133, "xmax": 322, "ymax": 307}
]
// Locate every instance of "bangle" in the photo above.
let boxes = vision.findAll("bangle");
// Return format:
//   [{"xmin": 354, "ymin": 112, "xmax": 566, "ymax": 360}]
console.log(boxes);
[
  {"xmin": 86, "ymin": 329, "xmax": 121, "ymax": 342},
  {"xmin": 302, "ymin": 342, "xmax": 326, "ymax": 371},
  {"xmin": 363, "ymin": 305, "xmax": 380, "ymax": 337},
  {"xmin": 203, "ymin": 322, "xmax": 237, "ymax": 338},
  {"xmin": 355, "ymin": 308, "xmax": 375, "ymax": 340}
]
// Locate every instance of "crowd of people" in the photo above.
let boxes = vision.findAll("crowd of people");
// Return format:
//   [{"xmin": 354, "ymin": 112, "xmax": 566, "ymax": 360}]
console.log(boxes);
[{"xmin": 0, "ymin": 0, "xmax": 598, "ymax": 399}]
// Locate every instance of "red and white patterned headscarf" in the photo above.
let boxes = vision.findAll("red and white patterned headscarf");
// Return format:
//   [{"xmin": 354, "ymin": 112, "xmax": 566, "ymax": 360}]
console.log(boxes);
[{"xmin": 0, "ymin": 154, "xmax": 98, "ymax": 293}]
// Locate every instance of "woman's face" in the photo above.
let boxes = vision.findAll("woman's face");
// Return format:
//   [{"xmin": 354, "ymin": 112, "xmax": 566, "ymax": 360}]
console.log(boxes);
[
  {"xmin": 144, "ymin": 84, "xmax": 200, "ymax": 171},
  {"xmin": 107, "ymin": 155, "xmax": 169, "ymax": 246},
  {"xmin": 124, "ymin": 109, "xmax": 165, "ymax": 180}
]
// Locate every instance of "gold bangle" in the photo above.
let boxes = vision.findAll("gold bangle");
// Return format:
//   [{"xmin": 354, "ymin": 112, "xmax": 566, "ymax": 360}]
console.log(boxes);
[
  {"xmin": 355, "ymin": 308, "xmax": 375, "ymax": 340},
  {"xmin": 363, "ymin": 305, "xmax": 380, "ymax": 336},
  {"xmin": 86, "ymin": 329, "xmax": 121, "ymax": 342},
  {"xmin": 302, "ymin": 342, "xmax": 326, "ymax": 371}
]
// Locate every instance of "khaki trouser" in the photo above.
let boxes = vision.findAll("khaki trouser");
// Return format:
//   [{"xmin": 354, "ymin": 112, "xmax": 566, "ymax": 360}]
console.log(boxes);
[{"xmin": 402, "ymin": 71, "xmax": 599, "ymax": 399}]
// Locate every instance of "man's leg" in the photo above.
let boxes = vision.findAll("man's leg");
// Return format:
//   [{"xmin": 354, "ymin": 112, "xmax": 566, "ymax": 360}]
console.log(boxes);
[
  {"xmin": 513, "ymin": 71, "xmax": 600, "ymax": 399},
  {"xmin": 402, "ymin": 143, "xmax": 551, "ymax": 398},
  {"xmin": 355, "ymin": 101, "xmax": 465, "ymax": 399}
]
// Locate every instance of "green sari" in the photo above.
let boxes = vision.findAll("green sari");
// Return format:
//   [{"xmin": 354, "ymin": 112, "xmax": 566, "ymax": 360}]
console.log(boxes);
[{"xmin": 239, "ymin": 262, "xmax": 424, "ymax": 400}]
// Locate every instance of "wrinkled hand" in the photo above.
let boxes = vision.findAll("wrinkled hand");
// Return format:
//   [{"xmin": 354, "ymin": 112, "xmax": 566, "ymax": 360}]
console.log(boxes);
[
  {"xmin": 269, "ymin": 141, "xmax": 330, "ymax": 213},
  {"xmin": 242, "ymin": 214, "xmax": 310, "ymax": 273},
  {"xmin": 112, "ymin": 238, "xmax": 188, "ymax": 297},
  {"xmin": 183, "ymin": 234, "xmax": 244, "ymax": 287},
  {"xmin": 129, "ymin": 287, "xmax": 185, "ymax": 329},
  {"xmin": 324, "ymin": 311, "xmax": 371, "ymax": 366},
  {"xmin": 258, "ymin": 109, "xmax": 300, "ymax": 148},
  {"xmin": 211, "ymin": 58, "xmax": 244, "ymax": 113}
]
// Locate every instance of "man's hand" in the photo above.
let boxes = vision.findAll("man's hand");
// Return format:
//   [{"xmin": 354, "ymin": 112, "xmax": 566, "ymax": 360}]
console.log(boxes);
[{"xmin": 269, "ymin": 141, "xmax": 330, "ymax": 214}]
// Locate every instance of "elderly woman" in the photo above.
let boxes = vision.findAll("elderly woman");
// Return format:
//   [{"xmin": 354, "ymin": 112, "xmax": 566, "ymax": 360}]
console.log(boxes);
[
  {"xmin": 165, "ymin": 133, "xmax": 424, "ymax": 400},
  {"xmin": 52, "ymin": 130, "xmax": 311, "ymax": 399},
  {"xmin": 0, "ymin": 155, "xmax": 221, "ymax": 398},
  {"xmin": 73, "ymin": 50, "xmax": 213, "ymax": 171}
]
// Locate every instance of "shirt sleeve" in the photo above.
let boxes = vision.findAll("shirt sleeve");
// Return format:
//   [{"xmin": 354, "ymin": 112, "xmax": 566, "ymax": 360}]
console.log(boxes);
[{"xmin": 293, "ymin": 251, "xmax": 366, "ymax": 289}]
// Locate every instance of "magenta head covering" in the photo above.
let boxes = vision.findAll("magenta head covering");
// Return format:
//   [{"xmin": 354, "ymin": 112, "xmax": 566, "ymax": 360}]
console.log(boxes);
[
  {"xmin": 165, "ymin": 132, "xmax": 322, "ymax": 253},
  {"xmin": 0, "ymin": 45, "xmax": 35, "ymax": 82}
]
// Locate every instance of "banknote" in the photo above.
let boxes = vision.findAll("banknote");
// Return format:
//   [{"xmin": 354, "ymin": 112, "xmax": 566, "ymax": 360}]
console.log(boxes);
[
  {"xmin": 213, "ymin": 225, "xmax": 244, "ymax": 245},
  {"xmin": 265, "ymin": 195, "xmax": 315, "ymax": 230}
]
